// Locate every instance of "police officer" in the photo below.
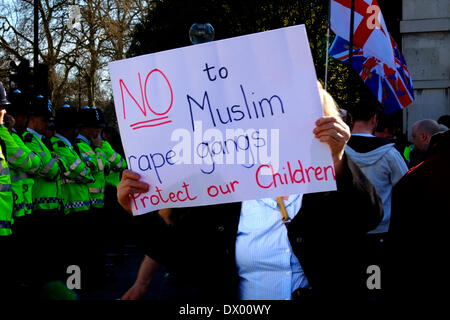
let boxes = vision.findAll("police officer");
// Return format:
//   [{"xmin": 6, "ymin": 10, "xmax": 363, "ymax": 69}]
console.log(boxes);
[
  {"xmin": 22, "ymin": 95, "xmax": 64, "ymax": 290},
  {"xmin": 52, "ymin": 105, "xmax": 93, "ymax": 214},
  {"xmin": 23, "ymin": 96, "xmax": 62, "ymax": 213},
  {"xmin": 75, "ymin": 106, "xmax": 109, "ymax": 288},
  {"xmin": 3, "ymin": 89, "xmax": 41, "ymax": 224},
  {"xmin": 51, "ymin": 104, "xmax": 94, "ymax": 286},
  {"xmin": 76, "ymin": 106, "xmax": 108, "ymax": 209},
  {"xmin": 0, "ymin": 89, "xmax": 43, "ymax": 297},
  {"xmin": 0, "ymin": 114, "xmax": 13, "ymax": 237},
  {"xmin": 0, "ymin": 81, "xmax": 14, "ymax": 299}
]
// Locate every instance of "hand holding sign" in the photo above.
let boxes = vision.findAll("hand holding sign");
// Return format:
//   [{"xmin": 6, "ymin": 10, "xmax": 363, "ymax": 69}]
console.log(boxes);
[{"xmin": 117, "ymin": 170, "xmax": 149, "ymax": 213}]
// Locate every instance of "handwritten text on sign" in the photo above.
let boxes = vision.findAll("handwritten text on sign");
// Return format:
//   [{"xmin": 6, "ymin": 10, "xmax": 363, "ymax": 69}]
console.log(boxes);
[{"xmin": 108, "ymin": 25, "xmax": 336, "ymax": 215}]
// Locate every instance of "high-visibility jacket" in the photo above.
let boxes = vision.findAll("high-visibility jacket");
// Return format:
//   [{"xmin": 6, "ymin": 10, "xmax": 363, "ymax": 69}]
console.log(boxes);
[
  {"xmin": 403, "ymin": 144, "xmax": 414, "ymax": 164},
  {"xmin": 0, "ymin": 134, "xmax": 13, "ymax": 237},
  {"xmin": 12, "ymin": 131, "xmax": 41, "ymax": 216},
  {"xmin": 23, "ymin": 129, "xmax": 61, "ymax": 212},
  {"xmin": 105, "ymin": 171, "xmax": 121, "ymax": 187},
  {"xmin": 75, "ymin": 134, "xmax": 107, "ymax": 209},
  {"xmin": 101, "ymin": 140, "xmax": 126, "ymax": 187},
  {"xmin": 51, "ymin": 134, "xmax": 94, "ymax": 214},
  {"xmin": 0, "ymin": 127, "xmax": 41, "ymax": 217}
]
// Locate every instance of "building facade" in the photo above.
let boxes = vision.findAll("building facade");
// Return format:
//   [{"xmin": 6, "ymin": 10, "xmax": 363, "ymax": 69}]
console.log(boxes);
[{"xmin": 401, "ymin": 0, "xmax": 450, "ymax": 138}]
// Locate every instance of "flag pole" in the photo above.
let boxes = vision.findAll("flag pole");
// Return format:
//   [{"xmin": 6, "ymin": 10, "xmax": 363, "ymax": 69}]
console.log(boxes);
[
  {"xmin": 324, "ymin": 0, "xmax": 331, "ymax": 91},
  {"xmin": 348, "ymin": 0, "xmax": 355, "ymax": 67},
  {"xmin": 347, "ymin": 0, "xmax": 356, "ymax": 108}
]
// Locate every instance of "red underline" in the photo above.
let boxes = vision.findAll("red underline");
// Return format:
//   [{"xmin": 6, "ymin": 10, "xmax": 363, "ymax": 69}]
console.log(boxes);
[
  {"xmin": 132, "ymin": 120, "xmax": 172, "ymax": 130},
  {"xmin": 130, "ymin": 117, "xmax": 169, "ymax": 127}
]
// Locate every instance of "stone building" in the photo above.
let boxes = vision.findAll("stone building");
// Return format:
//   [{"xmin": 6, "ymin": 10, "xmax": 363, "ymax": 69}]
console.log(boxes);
[{"xmin": 401, "ymin": 0, "xmax": 450, "ymax": 138}]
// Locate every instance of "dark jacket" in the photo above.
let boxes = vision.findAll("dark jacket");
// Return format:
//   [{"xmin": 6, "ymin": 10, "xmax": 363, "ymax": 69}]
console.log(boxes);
[
  {"xmin": 387, "ymin": 130, "xmax": 450, "ymax": 298},
  {"xmin": 133, "ymin": 155, "xmax": 383, "ymax": 300}
]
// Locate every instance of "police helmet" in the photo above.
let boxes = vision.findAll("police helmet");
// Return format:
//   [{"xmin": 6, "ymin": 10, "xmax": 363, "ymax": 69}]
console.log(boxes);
[
  {"xmin": 6, "ymin": 89, "xmax": 30, "ymax": 116},
  {"xmin": 55, "ymin": 104, "xmax": 77, "ymax": 130},
  {"xmin": 30, "ymin": 95, "xmax": 54, "ymax": 119},
  {"xmin": 78, "ymin": 106, "xmax": 105, "ymax": 128}
]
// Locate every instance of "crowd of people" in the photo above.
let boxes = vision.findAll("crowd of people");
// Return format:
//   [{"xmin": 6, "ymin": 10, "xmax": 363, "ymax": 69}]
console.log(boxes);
[
  {"xmin": 0, "ymin": 82, "xmax": 128, "ymax": 299},
  {"xmin": 118, "ymin": 82, "xmax": 450, "ymax": 301},
  {"xmin": 1, "ymin": 77, "xmax": 449, "ymax": 301}
]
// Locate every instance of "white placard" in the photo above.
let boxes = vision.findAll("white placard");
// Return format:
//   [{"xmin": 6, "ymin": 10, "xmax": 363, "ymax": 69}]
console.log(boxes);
[{"xmin": 109, "ymin": 24, "xmax": 336, "ymax": 215}]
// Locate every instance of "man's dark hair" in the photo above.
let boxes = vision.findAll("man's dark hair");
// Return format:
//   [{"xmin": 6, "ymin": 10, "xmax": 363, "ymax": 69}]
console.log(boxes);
[
  {"xmin": 351, "ymin": 99, "xmax": 382, "ymax": 122},
  {"xmin": 375, "ymin": 113, "xmax": 395, "ymax": 133}
]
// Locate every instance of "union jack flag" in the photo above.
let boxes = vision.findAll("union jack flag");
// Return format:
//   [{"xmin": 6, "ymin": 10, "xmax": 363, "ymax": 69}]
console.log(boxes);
[
  {"xmin": 330, "ymin": 0, "xmax": 395, "ymax": 68},
  {"xmin": 329, "ymin": 0, "xmax": 414, "ymax": 114},
  {"xmin": 329, "ymin": 35, "xmax": 414, "ymax": 114}
]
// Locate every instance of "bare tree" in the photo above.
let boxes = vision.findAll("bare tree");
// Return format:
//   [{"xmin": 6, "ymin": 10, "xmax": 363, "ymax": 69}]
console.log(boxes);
[
  {"xmin": 69, "ymin": 1, "xmax": 106, "ymax": 106},
  {"xmin": 99, "ymin": 0, "xmax": 152, "ymax": 61},
  {"xmin": 70, "ymin": 0, "xmax": 151, "ymax": 106},
  {"xmin": 0, "ymin": 0, "xmax": 81, "ymax": 105},
  {"xmin": 0, "ymin": 0, "xmax": 152, "ymax": 108}
]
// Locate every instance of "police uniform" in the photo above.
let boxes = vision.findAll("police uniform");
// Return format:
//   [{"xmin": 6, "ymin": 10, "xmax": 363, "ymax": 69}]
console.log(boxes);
[
  {"xmin": 50, "ymin": 105, "xmax": 94, "ymax": 285},
  {"xmin": 2, "ymin": 89, "xmax": 44, "ymax": 297},
  {"xmin": 0, "ymin": 82, "xmax": 14, "ymax": 299},
  {"xmin": 52, "ymin": 106, "xmax": 93, "ymax": 215},
  {"xmin": 74, "ymin": 106, "xmax": 111, "ymax": 288},
  {"xmin": 0, "ymin": 129, "xmax": 14, "ymax": 300},
  {"xmin": 0, "ymin": 129, "xmax": 13, "ymax": 237},
  {"xmin": 22, "ymin": 95, "xmax": 64, "ymax": 286}
]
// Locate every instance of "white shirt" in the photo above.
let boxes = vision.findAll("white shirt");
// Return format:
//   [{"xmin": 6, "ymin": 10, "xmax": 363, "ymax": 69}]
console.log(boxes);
[{"xmin": 235, "ymin": 195, "xmax": 311, "ymax": 300}]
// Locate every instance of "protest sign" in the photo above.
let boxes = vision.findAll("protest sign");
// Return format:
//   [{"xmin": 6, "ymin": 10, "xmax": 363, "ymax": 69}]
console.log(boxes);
[{"xmin": 108, "ymin": 24, "xmax": 336, "ymax": 215}]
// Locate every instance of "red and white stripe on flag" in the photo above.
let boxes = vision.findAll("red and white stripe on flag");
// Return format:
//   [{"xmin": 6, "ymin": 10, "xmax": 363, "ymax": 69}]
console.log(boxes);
[{"xmin": 330, "ymin": 0, "xmax": 396, "ymax": 69}]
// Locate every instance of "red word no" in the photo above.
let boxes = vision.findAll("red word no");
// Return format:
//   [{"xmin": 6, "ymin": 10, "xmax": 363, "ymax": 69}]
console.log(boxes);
[{"xmin": 119, "ymin": 68, "xmax": 174, "ymax": 120}]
